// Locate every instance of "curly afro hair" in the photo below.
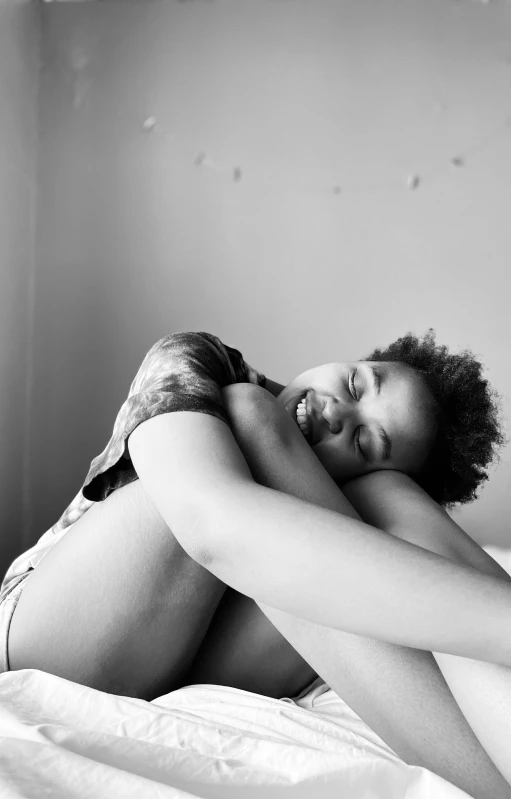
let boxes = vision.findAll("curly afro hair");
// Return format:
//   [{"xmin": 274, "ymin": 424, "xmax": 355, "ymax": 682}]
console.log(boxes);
[{"xmin": 365, "ymin": 329, "xmax": 505, "ymax": 507}]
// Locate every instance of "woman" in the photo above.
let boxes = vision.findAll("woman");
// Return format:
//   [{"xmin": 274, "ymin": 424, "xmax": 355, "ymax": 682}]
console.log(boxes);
[{"xmin": 1, "ymin": 330, "xmax": 510, "ymax": 796}]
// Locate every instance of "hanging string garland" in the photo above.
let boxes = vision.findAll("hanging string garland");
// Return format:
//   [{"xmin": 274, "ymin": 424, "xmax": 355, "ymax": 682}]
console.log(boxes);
[
  {"xmin": 47, "ymin": 0, "xmax": 511, "ymax": 195},
  {"xmin": 139, "ymin": 110, "xmax": 511, "ymax": 195}
]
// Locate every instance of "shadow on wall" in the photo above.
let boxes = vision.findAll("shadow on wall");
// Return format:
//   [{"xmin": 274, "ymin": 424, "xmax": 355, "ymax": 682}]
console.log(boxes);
[{"xmin": 0, "ymin": 0, "xmax": 40, "ymax": 580}]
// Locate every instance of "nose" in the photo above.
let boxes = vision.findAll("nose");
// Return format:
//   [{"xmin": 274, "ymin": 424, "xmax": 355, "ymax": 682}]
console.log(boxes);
[{"xmin": 322, "ymin": 397, "xmax": 345, "ymax": 434}]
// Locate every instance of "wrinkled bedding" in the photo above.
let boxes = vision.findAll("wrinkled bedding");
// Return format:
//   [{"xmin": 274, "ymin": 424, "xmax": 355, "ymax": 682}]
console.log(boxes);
[{"xmin": 0, "ymin": 670, "xmax": 470, "ymax": 798}]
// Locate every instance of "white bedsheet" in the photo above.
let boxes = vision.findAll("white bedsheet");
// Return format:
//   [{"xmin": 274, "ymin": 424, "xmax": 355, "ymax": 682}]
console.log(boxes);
[{"xmin": 0, "ymin": 669, "xmax": 469, "ymax": 798}]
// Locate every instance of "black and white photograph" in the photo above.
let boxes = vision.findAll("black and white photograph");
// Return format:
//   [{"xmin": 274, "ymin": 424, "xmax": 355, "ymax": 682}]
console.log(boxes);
[{"xmin": 1, "ymin": 0, "xmax": 511, "ymax": 796}]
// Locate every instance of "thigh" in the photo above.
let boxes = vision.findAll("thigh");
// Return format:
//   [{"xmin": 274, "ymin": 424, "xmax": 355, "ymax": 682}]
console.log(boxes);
[
  {"xmin": 8, "ymin": 479, "xmax": 226, "ymax": 699},
  {"xmin": 187, "ymin": 589, "xmax": 317, "ymax": 698}
]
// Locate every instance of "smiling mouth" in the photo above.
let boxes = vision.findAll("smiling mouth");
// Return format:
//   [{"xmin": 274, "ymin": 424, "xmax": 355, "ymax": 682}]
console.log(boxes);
[{"xmin": 295, "ymin": 392, "xmax": 312, "ymax": 441}]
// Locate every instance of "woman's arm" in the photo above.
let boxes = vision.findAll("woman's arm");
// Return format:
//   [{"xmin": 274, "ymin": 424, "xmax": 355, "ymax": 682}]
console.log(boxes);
[
  {"xmin": 128, "ymin": 385, "xmax": 511, "ymax": 665},
  {"xmin": 343, "ymin": 471, "xmax": 511, "ymax": 785},
  {"xmin": 186, "ymin": 384, "xmax": 511, "ymax": 797}
]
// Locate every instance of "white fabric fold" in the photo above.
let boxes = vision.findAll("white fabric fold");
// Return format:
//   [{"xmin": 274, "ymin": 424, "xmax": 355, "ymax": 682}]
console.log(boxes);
[{"xmin": 0, "ymin": 669, "xmax": 470, "ymax": 798}]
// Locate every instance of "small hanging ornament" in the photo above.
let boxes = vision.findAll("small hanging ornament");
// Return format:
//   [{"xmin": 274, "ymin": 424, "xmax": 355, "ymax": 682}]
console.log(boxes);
[
  {"xmin": 143, "ymin": 117, "xmax": 157, "ymax": 132},
  {"xmin": 194, "ymin": 151, "xmax": 206, "ymax": 167}
]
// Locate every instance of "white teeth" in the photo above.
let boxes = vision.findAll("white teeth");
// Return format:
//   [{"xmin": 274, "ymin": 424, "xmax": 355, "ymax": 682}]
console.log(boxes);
[{"xmin": 296, "ymin": 397, "xmax": 309, "ymax": 436}]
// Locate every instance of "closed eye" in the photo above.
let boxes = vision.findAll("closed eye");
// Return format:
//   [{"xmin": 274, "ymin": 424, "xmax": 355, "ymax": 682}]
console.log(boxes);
[
  {"xmin": 349, "ymin": 370, "xmax": 358, "ymax": 401},
  {"xmin": 354, "ymin": 426, "xmax": 366, "ymax": 459}
]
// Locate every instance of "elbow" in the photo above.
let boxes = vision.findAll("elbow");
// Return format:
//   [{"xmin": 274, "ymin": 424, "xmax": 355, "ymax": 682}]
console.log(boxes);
[
  {"xmin": 185, "ymin": 537, "xmax": 218, "ymax": 570},
  {"xmin": 166, "ymin": 496, "xmax": 221, "ymax": 569},
  {"xmin": 180, "ymin": 481, "xmax": 261, "ymax": 581},
  {"xmin": 168, "ymin": 482, "xmax": 246, "ymax": 572}
]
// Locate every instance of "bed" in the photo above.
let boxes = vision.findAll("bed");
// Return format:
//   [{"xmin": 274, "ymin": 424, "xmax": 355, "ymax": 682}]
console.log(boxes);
[
  {"xmin": 1, "ymin": 547, "xmax": 509, "ymax": 799},
  {"xmin": 0, "ymin": 670, "xmax": 470, "ymax": 799}
]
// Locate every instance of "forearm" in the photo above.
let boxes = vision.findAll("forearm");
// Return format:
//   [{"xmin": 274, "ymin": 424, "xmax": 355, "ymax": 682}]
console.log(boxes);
[
  {"xmin": 206, "ymin": 482, "xmax": 511, "ymax": 660},
  {"xmin": 128, "ymin": 391, "xmax": 511, "ymax": 666}
]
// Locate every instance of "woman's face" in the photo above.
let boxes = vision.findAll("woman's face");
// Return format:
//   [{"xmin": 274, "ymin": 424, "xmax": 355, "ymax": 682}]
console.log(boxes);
[{"xmin": 277, "ymin": 361, "xmax": 438, "ymax": 483}]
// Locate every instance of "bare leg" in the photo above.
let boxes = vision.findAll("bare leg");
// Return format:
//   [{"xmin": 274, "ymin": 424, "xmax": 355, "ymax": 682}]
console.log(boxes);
[
  {"xmin": 343, "ymin": 470, "xmax": 511, "ymax": 788},
  {"xmin": 188, "ymin": 384, "xmax": 511, "ymax": 799},
  {"xmin": 10, "ymin": 387, "xmax": 510, "ymax": 795},
  {"xmin": 188, "ymin": 588, "xmax": 317, "ymax": 698},
  {"xmin": 8, "ymin": 479, "xmax": 227, "ymax": 700}
]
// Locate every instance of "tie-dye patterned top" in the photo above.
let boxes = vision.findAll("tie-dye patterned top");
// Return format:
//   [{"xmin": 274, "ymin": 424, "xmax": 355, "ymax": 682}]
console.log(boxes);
[{"xmin": 1, "ymin": 333, "xmax": 266, "ymax": 593}]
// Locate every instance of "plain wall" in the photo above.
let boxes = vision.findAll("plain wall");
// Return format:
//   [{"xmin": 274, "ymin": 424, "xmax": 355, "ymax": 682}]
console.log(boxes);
[
  {"xmin": 28, "ymin": 0, "xmax": 511, "ymax": 552},
  {"xmin": 0, "ymin": 0, "xmax": 39, "ymax": 578}
]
